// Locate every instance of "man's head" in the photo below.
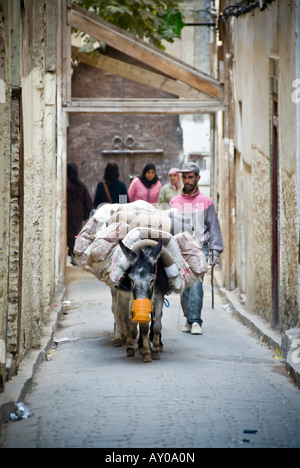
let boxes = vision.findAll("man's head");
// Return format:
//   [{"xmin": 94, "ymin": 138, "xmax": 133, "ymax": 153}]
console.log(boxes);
[
  {"xmin": 180, "ymin": 163, "xmax": 200, "ymax": 195},
  {"xmin": 168, "ymin": 167, "xmax": 181, "ymax": 187}
]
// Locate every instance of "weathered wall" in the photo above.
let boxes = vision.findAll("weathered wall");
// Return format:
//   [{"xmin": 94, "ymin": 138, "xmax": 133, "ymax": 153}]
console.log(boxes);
[
  {"xmin": 0, "ymin": 0, "xmax": 61, "ymax": 388},
  {"xmin": 20, "ymin": 0, "xmax": 59, "ymax": 353},
  {"xmin": 225, "ymin": 0, "xmax": 299, "ymax": 330},
  {"xmin": 251, "ymin": 146, "xmax": 272, "ymax": 320},
  {"xmin": 296, "ymin": 1, "xmax": 300, "ymax": 323},
  {"xmin": 0, "ymin": 2, "xmax": 10, "ymax": 388}
]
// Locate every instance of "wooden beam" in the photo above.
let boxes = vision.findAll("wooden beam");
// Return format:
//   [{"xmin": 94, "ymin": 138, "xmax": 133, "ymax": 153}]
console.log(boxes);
[
  {"xmin": 67, "ymin": 4, "xmax": 223, "ymax": 100},
  {"xmin": 72, "ymin": 46, "xmax": 207, "ymax": 100},
  {"xmin": 65, "ymin": 98, "xmax": 227, "ymax": 114}
]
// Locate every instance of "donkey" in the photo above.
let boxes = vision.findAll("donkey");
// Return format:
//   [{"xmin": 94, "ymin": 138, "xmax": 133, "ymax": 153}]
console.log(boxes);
[{"xmin": 111, "ymin": 239, "xmax": 168, "ymax": 363}]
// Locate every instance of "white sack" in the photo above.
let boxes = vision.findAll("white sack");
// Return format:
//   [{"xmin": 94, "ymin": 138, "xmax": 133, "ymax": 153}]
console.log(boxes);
[{"xmin": 75, "ymin": 202, "xmax": 208, "ymax": 294}]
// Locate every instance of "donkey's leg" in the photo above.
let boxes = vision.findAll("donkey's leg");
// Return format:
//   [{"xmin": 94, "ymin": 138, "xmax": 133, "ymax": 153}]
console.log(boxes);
[
  {"xmin": 151, "ymin": 295, "xmax": 164, "ymax": 360},
  {"xmin": 149, "ymin": 318, "xmax": 163, "ymax": 351},
  {"xmin": 140, "ymin": 323, "xmax": 152, "ymax": 363},
  {"xmin": 110, "ymin": 287, "xmax": 123, "ymax": 347},
  {"xmin": 119, "ymin": 293, "xmax": 135, "ymax": 357},
  {"xmin": 137, "ymin": 326, "xmax": 143, "ymax": 354}
]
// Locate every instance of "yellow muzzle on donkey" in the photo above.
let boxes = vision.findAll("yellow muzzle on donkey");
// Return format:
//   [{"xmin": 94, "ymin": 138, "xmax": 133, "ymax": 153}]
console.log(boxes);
[{"xmin": 131, "ymin": 298, "xmax": 152, "ymax": 324}]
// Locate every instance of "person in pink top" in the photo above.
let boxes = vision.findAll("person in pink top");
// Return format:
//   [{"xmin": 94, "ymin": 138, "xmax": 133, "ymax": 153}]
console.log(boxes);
[
  {"xmin": 169, "ymin": 162, "xmax": 223, "ymax": 336},
  {"xmin": 128, "ymin": 163, "xmax": 162, "ymax": 206}
]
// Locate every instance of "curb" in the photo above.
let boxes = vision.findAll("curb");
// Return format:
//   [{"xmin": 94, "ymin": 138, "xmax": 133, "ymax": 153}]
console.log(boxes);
[
  {"xmin": 214, "ymin": 273, "xmax": 300, "ymax": 388},
  {"xmin": 0, "ymin": 289, "xmax": 65, "ymax": 437}
]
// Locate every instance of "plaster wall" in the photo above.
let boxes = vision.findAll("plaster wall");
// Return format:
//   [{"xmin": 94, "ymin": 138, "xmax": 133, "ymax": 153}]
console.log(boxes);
[
  {"xmin": 232, "ymin": 0, "xmax": 298, "ymax": 328},
  {"xmin": 0, "ymin": 0, "xmax": 60, "ymax": 380},
  {"xmin": 0, "ymin": 2, "xmax": 10, "ymax": 385},
  {"xmin": 20, "ymin": 66, "xmax": 57, "ymax": 352}
]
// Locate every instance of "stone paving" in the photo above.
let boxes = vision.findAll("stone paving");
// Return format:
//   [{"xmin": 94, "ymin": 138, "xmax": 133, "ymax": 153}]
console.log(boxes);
[{"xmin": 1, "ymin": 267, "xmax": 300, "ymax": 448}]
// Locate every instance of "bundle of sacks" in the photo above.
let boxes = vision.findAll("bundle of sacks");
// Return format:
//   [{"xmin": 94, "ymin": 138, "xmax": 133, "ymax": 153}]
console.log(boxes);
[{"xmin": 74, "ymin": 200, "xmax": 208, "ymax": 294}]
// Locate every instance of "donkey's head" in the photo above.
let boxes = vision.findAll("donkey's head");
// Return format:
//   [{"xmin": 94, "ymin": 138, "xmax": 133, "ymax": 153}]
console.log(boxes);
[{"xmin": 119, "ymin": 239, "xmax": 163, "ymax": 300}]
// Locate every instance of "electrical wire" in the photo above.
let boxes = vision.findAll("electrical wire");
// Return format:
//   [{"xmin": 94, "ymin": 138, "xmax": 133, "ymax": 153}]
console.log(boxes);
[{"xmin": 221, "ymin": 0, "xmax": 276, "ymax": 20}]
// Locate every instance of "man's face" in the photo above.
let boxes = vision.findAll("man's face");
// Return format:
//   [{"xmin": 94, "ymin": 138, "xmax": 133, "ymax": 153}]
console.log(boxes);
[
  {"xmin": 182, "ymin": 171, "xmax": 200, "ymax": 194},
  {"xmin": 169, "ymin": 173, "xmax": 179, "ymax": 185}
]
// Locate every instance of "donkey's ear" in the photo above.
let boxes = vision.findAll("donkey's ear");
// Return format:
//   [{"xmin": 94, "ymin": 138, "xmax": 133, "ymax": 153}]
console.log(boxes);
[
  {"xmin": 149, "ymin": 239, "xmax": 163, "ymax": 265},
  {"xmin": 119, "ymin": 240, "xmax": 137, "ymax": 264}
]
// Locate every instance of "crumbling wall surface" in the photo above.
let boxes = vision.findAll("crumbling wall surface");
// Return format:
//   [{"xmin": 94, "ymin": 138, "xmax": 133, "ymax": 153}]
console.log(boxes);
[
  {"xmin": 231, "ymin": 0, "xmax": 298, "ymax": 331},
  {"xmin": 0, "ymin": 4, "xmax": 10, "ymax": 387},
  {"xmin": 22, "ymin": 67, "xmax": 47, "ymax": 350},
  {"xmin": 276, "ymin": 2, "xmax": 298, "ymax": 330},
  {"xmin": 251, "ymin": 146, "xmax": 272, "ymax": 322},
  {"xmin": 20, "ymin": 0, "xmax": 58, "ymax": 355},
  {"xmin": 0, "ymin": 0, "xmax": 60, "ymax": 387},
  {"xmin": 280, "ymin": 171, "xmax": 298, "ymax": 329},
  {"xmin": 275, "ymin": 1, "xmax": 298, "ymax": 330}
]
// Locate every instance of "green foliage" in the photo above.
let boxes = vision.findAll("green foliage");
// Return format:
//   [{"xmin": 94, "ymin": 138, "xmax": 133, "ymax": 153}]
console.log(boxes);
[{"xmin": 74, "ymin": 0, "xmax": 184, "ymax": 49}]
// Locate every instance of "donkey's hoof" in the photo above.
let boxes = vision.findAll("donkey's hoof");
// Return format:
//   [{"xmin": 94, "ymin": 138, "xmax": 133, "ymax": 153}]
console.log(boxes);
[
  {"xmin": 127, "ymin": 348, "xmax": 135, "ymax": 357},
  {"xmin": 113, "ymin": 339, "xmax": 122, "ymax": 347},
  {"xmin": 152, "ymin": 351, "xmax": 161, "ymax": 360},
  {"xmin": 143, "ymin": 353, "xmax": 152, "ymax": 363}
]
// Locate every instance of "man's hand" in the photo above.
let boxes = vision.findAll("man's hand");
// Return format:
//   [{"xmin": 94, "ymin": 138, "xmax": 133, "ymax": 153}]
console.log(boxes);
[{"xmin": 210, "ymin": 250, "xmax": 220, "ymax": 267}]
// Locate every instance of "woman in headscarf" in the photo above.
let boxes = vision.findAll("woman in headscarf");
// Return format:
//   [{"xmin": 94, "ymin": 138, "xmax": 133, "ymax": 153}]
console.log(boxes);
[
  {"xmin": 67, "ymin": 162, "xmax": 93, "ymax": 265},
  {"xmin": 128, "ymin": 163, "xmax": 162, "ymax": 206},
  {"xmin": 158, "ymin": 167, "xmax": 182, "ymax": 208}
]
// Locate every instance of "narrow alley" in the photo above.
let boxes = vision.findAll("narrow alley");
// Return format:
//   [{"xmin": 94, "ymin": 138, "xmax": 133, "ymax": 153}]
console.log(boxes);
[{"xmin": 1, "ymin": 265, "xmax": 300, "ymax": 449}]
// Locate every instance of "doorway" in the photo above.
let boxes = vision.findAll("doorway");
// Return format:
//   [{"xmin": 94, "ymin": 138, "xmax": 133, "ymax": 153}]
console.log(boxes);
[{"xmin": 271, "ymin": 92, "xmax": 279, "ymax": 328}]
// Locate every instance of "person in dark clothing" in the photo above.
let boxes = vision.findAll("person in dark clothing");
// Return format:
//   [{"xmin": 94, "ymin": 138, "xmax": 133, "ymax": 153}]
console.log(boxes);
[
  {"xmin": 93, "ymin": 162, "xmax": 130, "ymax": 208},
  {"xmin": 67, "ymin": 162, "xmax": 93, "ymax": 265}
]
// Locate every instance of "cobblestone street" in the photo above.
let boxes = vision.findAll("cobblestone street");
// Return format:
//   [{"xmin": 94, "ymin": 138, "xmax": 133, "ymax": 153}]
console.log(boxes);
[{"xmin": 1, "ymin": 266, "xmax": 300, "ymax": 449}]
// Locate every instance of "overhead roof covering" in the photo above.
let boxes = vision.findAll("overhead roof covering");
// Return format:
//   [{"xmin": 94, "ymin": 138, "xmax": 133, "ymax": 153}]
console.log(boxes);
[{"xmin": 67, "ymin": 4, "xmax": 224, "ymax": 104}]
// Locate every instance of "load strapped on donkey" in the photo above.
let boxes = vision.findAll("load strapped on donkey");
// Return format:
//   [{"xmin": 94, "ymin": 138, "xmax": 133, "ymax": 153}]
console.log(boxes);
[{"xmin": 74, "ymin": 200, "xmax": 209, "ymax": 362}]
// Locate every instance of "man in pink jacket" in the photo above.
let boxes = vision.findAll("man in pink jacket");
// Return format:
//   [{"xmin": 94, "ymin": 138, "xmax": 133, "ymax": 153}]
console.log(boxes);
[{"xmin": 169, "ymin": 162, "xmax": 223, "ymax": 335}]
